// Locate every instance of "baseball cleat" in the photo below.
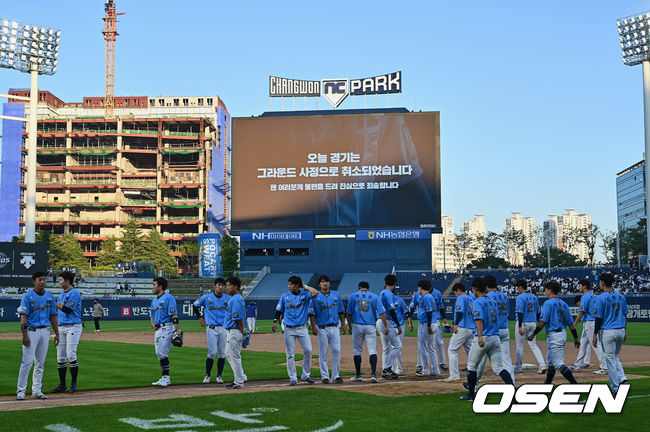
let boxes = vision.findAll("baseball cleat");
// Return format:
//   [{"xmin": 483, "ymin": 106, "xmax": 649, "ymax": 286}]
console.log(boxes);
[
  {"xmin": 16, "ymin": 391, "xmax": 25, "ymax": 401},
  {"xmin": 334, "ymin": 377, "xmax": 344, "ymax": 384},
  {"xmin": 69, "ymin": 384, "xmax": 77, "ymax": 393},
  {"xmin": 594, "ymin": 369, "xmax": 608, "ymax": 375},
  {"xmin": 415, "ymin": 366, "xmax": 423, "ymax": 374},
  {"xmin": 442, "ymin": 376, "xmax": 462, "ymax": 382},
  {"xmin": 152, "ymin": 377, "xmax": 170, "ymax": 387},
  {"xmin": 537, "ymin": 366, "xmax": 547, "ymax": 374},
  {"xmin": 301, "ymin": 377, "xmax": 315, "ymax": 384},
  {"xmin": 51, "ymin": 384, "xmax": 67, "ymax": 393},
  {"xmin": 226, "ymin": 383, "xmax": 244, "ymax": 389},
  {"xmin": 322, "ymin": 378, "xmax": 330, "ymax": 384},
  {"xmin": 619, "ymin": 380, "xmax": 629, "ymax": 385},
  {"xmin": 440, "ymin": 364, "xmax": 448, "ymax": 371},
  {"xmin": 289, "ymin": 380, "xmax": 298, "ymax": 386},
  {"xmin": 370, "ymin": 374, "xmax": 378, "ymax": 383},
  {"xmin": 350, "ymin": 375, "xmax": 363, "ymax": 382},
  {"xmin": 32, "ymin": 392, "xmax": 48, "ymax": 399},
  {"xmin": 415, "ymin": 370, "xmax": 425, "ymax": 377},
  {"xmin": 459, "ymin": 393, "xmax": 475, "ymax": 401},
  {"xmin": 215, "ymin": 376, "xmax": 224, "ymax": 384},
  {"xmin": 202, "ymin": 375, "xmax": 211, "ymax": 384}
]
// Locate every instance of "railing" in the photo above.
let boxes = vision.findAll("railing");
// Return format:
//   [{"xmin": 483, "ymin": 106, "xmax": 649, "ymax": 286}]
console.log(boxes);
[
  {"xmin": 121, "ymin": 129, "xmax": 158, "ymax": 136},
  {"xmin": 70, "ymin": 179, "xmax": 115, "ymax": 184},
  {"xmin": 121, "ymin": 180, "xmax": 156, "ymax": 187},
  {"xmin": 70, "ymin": 129, "xmax": 119, "ymax": 134},
  {"xmin": 164, "ymin": 216, "xmax": 199, "ymax": 220},
  {"xmin": 242, "ymin": 266, "xmax": 270, "ymax": 298},
  {"xmin": 123, "ymin": 199, "xmax": 156, "ymax": 205}
]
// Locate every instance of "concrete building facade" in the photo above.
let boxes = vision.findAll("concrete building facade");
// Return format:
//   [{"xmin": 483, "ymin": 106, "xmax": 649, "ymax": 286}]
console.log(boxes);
[{"xmin": 1, "ymin": 90, "xmax": 230, "ymax": 266}]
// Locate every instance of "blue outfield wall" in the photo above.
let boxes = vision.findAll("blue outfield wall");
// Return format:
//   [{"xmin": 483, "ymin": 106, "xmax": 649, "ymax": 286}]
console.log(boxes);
[{"xmin": 2, "ymin": 295, "xmax": 650, "ymax": 323}]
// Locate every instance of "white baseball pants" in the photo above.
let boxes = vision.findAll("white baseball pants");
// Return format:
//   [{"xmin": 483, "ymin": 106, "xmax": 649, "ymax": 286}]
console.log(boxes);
[
  {"xmin": 206, "ymin": 325, "xmax": 227, "ymax": 359},
  {"xmin": 417, "ymin": 321, "xmax": 440, "ymax": 375},
  {"xmin": 316, "ymin": 326, "xmax": 341, "ymax": 380},
  {"xmin": 352, "ymin": 324, "xmax": 377, "ymax": 356},
  {"xmin": 601, "ymin": 328, "xmax": 627, "ymax": 393},
  {"xmin": 376, "ymin": 319, "xmax": 402, "ymax": 371},
  {"xmin": 226, "ymin": 328, "xmax": 246, "ymax": 386},
  {"xmin": 284, "ymin": 325, "xmax": 312, "ymax": 381},
  {"xmin": 447, "ymin": 327, "xmax": 473, "ymax": 379},
  {"xmin": 57, "ymin": 324, "xmax": 82, "ymax": 363},
  {"xmin": 17, "ymin": 327, "xmax": 50, "ymax": 394},
  {"xmin": 515, "ymin": 321, "xmax": 546, "ymax": 369}
]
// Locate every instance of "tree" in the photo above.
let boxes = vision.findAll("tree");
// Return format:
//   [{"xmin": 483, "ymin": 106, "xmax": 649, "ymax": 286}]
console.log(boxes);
[
  {"xmin": 503, "ymin": 228, "xmax": 527, "ymax": 266},
  {"xmin": 468, "ymin": 255, "xmax": 510, "ymax": 269},
  {"xmin": 142, "ymin": 229, "xmax": 178, "ymax": 276},
  {"xmin": 95, "ymin": 237, "xmax": 124, "ymax": 270},
  {"xmin": 604, "ymin": 219, "xmax": 647, "ymax": 265},
  {"xmin": 120, "ymin": 219, "xmax": 146, "ymax": 262},
  {"xmin": 600, "ymin": 230, "xmax": 617, "ymax": 265},
  {"xmin": 178, "ymin": 240, "xmax": 199, "ymax": 270},
  {"xmin": 449, "ymin": 231, "xmax": 477, "ymax": 270},
  {"xmin": 577, "ymin": 223, "xmax": 599, "ymax": 266},
  {"xmin": 49, "ymin": 233, "xmax": 89, "ymax": 271},
  {"xmin": 220, "ymin": 233, "xmax": 240, "ymax": 276},
  {"xmin": 524, "ymin": 245, "xmax": 586, "ymax": 268}
]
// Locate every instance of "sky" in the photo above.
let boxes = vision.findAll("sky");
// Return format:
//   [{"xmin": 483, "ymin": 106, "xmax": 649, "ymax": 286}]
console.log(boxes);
[{"xmin": 1, "ymin": 0, "xmax": 650, "ymax": 245}]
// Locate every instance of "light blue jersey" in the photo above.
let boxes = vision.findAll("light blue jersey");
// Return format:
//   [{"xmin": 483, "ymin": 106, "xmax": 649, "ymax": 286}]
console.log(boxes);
[
  {"xmin": 394, "ymin": 296, "xmax": 406, "ymax": 327},
  {"xmin": 225, "ymin": 293, "xmax": 247, "ymax": 330},
  {"xmin": 471, "ymin": 296, "xmax": 499, "ymax": 336},
  {"xmin": 309, "ymin": 291, "xmax": 344, "ymax": 326},
  {"xmin": 418, "ymin": 293, "xmax": 435, "ymax": 324},
  {"xmin": 594, "ymin": 292, "xmax": 628, "ymax": 329},
  {"xmin": 193, "ymin": 292, "xmax": 230, "ymax": 326},
  {"xmin": 487, "ymin": 290, "xmax": 509, "ymax": 329},
  {"xmin": 579, "ymin": 291, "xmax": 597, "ymax": 322},
  {"xmin": 17, "ymin": 289, "xmax": 57, "ymax": 327},
  {"xmin": 150, "ymin": 292, "xmax": 177, "ymax": 325},
  {"xmin": 276, "ymin": 290, "xmax": 312, "ymax": 326},
  {"xmin": 540, "ymin": 297, "xmax": 573, "ymax": 332},
  {"xmin": 454, "ymin": 294, "xmax": 475, "ymax": 329},
  {"xmin": 431, "ymin": 288, "xmax": 444, "ymax": 321},
  {"xmin": 380, "ymin": 288, "xmax": 398, "ymax": 326},
  {"xmin": 515, "ymin": 292, "xmax": 539, "ymax": 322},
  {"xmin": 57, "ymin": 288, "xmax": 82, "ymax": 325},
  {"xmin": 409, "ymin": 292, "xmax": 421, "ymax": 315},
  {"xmin": 346, "ymin": 290, "xmax": 385, "ymax": 325}
]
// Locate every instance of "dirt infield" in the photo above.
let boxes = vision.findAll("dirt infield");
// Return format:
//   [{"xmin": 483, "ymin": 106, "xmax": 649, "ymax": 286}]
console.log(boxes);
[{"xmin": 1, "ymin": 331, "xmax": 648, "ymax": 411}]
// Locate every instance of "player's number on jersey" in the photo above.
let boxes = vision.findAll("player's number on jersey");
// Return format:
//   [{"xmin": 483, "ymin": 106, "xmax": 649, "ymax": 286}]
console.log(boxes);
[
  {"xmin": 489, "ymin": 309, "xmax": 497, "ymax": 323},
  {"xmin": 359, "ymin": 300, "xmax": 369, "ymax": 312},
  {"xmin": 613, "ymin": 303, "xmax": 620, "ymax": 315},
  {"xmin": 527, "ymin": 303, "xmax": 534, "ymax": 313}
]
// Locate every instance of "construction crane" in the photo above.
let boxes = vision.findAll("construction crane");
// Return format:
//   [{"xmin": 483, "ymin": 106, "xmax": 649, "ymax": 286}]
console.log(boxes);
[{"xmin": 101, "ymin": 0, "xmax": 124, "ymax": 118}]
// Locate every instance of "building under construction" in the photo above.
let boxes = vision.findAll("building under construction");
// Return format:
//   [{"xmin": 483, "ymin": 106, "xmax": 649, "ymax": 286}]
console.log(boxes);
[{"xmin": 0, "ymin": 91, "xmax": 231, "ymax": 266}]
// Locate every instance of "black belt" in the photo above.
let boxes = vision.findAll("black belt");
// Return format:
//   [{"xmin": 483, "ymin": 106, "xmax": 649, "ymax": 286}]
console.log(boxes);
[
  {"xmin": 154, "ymin": 323, "xmax": 171, "ymax": 330},
  {"xmin": 208, "ymin": 325, "xmax": 222, "ymax": 329},
  {"xmin": 286, "ymin": 324, "xmax": 305, "ymax": 328},
  {"xmin": 549, "ymin": 329, "xmax": 563, "ymax": 333},
  {"xmin": 28, "ymin": 326, "xmax": 48, "ymax": 331},
  {"xmin": 319, "ymin": 324, "xmax": 338, "ymax": 329}
]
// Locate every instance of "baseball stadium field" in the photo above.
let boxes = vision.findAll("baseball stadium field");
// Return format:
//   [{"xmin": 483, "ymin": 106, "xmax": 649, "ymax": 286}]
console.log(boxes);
[{"xmin": 0, "ymin": 320, "xmax": 648, "ymax": 431}]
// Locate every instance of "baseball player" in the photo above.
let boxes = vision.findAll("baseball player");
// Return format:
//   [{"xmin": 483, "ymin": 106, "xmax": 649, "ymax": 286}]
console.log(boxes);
[
  {"xmin": 443, "ymin": 283, "xmax": 474, "ymax": 382},
  {"xmin": 17, "ymin": 271, "xmax": 60, "ymax": 400},
  {"xmin": 407, "ymin": 289, "xmax": 424, "ymax": 375},
  {"xmin": 246, "ymin": 302, "xmax": 258, "ymax": 334},
  {"xmin": 308, "ymin": 274, "xmax": 346, "ymax": 384},
  {"xmin": 193, "ymin": 277, "xmax": 230, "ymax": 384},
  {"xmin": 346, "ymin": 281, "xmax": 388, "ymax": 382},
  {"xmin": 571, "ymin": 279, "xmax": 607, "ymax": 373},
  {"xmin": 460, "ymin": 277, "xmax": 514, "ymax": 401},
  {"xmin": 377, "ymin": 274, "xmax": 402, "ymax": 379},
  {"xmin": 479, "ymin": 275, "xmax": 515, "ymax": 383},
  {"xmin": 412, "ymin": 280, "xmax": 440, "ymax": 376},
  {"xmin": 272, "ymin": 276, "xmax": 319, "ymax": 385},
  {"xmin": 430, "ymin": 284, "xmax": 448, "ymax": 371},
  {"xmin": 514, "ymin": 279, "xmax": 546, "ymax": 374},
  {"xmin": 150, "ymin": 277, "xmax": 180, "ymax": 387},
  {"xmin": 593, "ymin": 273, "xmax": 629, "ymax": 395},
  {"xmin": 528, "ymin": 281, "xmax": 579, "ymax": 385},
  {"xmin": 224, "ymin": 276, "xmax": 247, "ymax": 389},
  {"xmin": 52, "ymin": 271, "xmax": 82, "ymax": 393},
  {"xmin": 392, "ymin": 294, "xmax": 407, "ymax": 375}
]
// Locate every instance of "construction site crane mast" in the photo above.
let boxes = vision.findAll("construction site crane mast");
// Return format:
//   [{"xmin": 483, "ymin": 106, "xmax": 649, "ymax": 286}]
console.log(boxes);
[{"xmin": 102, "ymin": 0, "xmax": 124, "ymax": 118}]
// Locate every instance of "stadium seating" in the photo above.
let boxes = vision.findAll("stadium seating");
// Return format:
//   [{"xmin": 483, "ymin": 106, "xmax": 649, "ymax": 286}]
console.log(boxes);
[
  {"xmin": 337, "ymin": 272, "xmax": 390, "ymax": 297},
  {"xmin": 245, "ymin": 273, "xmax": 315, "ymax": 298}
]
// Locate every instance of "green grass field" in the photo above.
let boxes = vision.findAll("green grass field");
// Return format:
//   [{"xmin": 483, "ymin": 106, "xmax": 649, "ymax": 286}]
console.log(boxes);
[
  {"xmin": 1, "ymin": 320, "xmax": 648, "ymax": 345},
  {"xmin": 1, "ymin": 322, "xmax": 648, "ymax": 430},
  {"xmin": 2, "ymin": 380, "xmax": 650, "ymax": 431}
]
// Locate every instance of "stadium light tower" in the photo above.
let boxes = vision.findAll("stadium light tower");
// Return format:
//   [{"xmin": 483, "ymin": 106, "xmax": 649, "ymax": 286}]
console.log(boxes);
[{"xmin": 0, "ymin": 17, "xmax": 61, "ymax": 243}]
